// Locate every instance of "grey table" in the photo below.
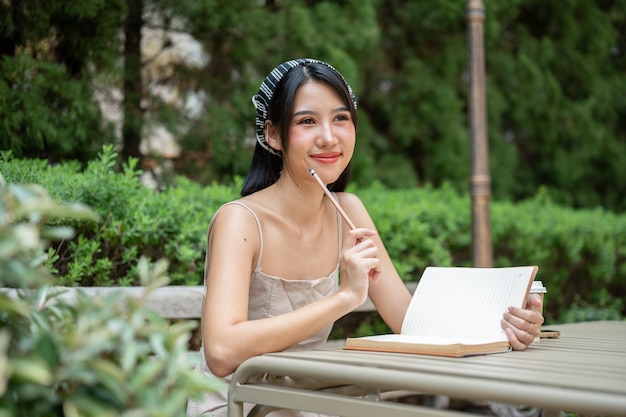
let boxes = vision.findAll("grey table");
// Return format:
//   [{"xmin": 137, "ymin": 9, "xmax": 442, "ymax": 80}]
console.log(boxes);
[{"xmin": 228, "ymin": 321, "xmax": 626, "ymax": 417}]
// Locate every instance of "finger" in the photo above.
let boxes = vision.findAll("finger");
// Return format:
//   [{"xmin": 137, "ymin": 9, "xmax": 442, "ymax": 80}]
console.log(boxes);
[
  {"xmin": 507, "ymin": 305, "xmax": 541, "ymax": 324},
  {"xmin": 503, "ymin": 308, "xmax": 542, "ymax": 338},
  {"xmin": 502, "ymin": 320, "xmax": 535, "ymax": 350},
  {"xmin": 340, "ymin": 240, "xmax": 380, "ymax": 282},
  {"xmin": 354, "ymin": 239, "xmax": 379, "ymax": 254},
  {"xmin": 526, "ymin": 294, "xmax": 543, "ymax": 312},
  {"xmin": 350, "ymin": 228, "xmax": 377, "ymax": 241},
  {"xmin": 368, "ymin": 263, "xmax": 382, "ymax": 282},
  {"xmin": 343, "ymin": 228, "xmax": 377, "ymax": 248},
  {"xmin": 505, "ymin": 306, "xmax": 531, "ymax": 324},
  {"xmin": 512, "ymin": 303, "xmax": 545, "ymax": 329},
  {"xmin": 503, "ymin": 326, "xmax": 528, "ymax": 351}
]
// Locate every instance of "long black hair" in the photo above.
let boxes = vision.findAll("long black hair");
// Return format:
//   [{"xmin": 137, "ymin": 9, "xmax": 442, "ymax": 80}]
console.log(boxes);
[{"xmin": 241, "ymin": 62, "xmax": 358, "ymax": 196}]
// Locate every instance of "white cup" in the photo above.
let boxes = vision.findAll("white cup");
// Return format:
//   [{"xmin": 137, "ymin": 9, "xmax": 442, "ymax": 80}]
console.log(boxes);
[{"xmin": 529, "ymin": 281, "xmax": 547, "ymax": 342}]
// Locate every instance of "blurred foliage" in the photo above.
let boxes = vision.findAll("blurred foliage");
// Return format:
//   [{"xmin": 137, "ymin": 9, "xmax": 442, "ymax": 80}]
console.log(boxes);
[
  {"xmin": 0, "ymin": 171, "xmax": 99, "ymax": 288},
  {"xmin": 0, "ymin": 170, "xmax": 220, "ymax": 416},
  {"xmin": 0, "ymin": 0, "xmax": 122, "ymax": 162},
  {"xmin": 1, "ymin": 146, "xmax": 240, "ymax": 286},
  {"xmin": 1, "ymin": 0, "xmax": 624, "ymax": 211},
  {"xmin": 0, "ymin": 55, "xmax": 109, "ymax": 162},
  {"xmin": 484, "ymin": 0, "xmax": 626, "ymax": 211},
  {"xmin": 2, "ymin": 148, "xmax": 625, "ymax": 326}
]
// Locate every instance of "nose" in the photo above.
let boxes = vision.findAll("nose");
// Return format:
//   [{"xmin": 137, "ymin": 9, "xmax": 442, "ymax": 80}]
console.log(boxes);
[{"xmin": 318, "ymin": 122, "xmax": 337, "ymax": 147}]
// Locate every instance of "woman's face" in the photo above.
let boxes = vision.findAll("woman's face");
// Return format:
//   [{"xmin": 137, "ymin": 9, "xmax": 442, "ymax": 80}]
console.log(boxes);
[{"xmin": 269, "ymin": 80, "xmax": 356, "ymax": 185}]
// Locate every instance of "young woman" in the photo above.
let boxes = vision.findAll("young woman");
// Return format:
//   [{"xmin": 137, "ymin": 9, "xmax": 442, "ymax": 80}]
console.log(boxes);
[{"xmin": 187, "ymin": 58, "xmax": 544, "ymax": 417}]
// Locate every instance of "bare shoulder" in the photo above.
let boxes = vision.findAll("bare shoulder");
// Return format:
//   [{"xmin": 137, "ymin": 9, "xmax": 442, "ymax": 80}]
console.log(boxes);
[
  {"xmin": 334, "ymin": 192, "xmax": 376, "ymax": 228},
  {"xmin": 213, "ymin": 200, "xmax": 258, "ymax": 223},
  {"xmin": 209, "ymin": 200, "xmax": 261, "ymax": 246},
  {"xmin": 334, "ymin": 191, "xmax": 366, "ymax": 211}
]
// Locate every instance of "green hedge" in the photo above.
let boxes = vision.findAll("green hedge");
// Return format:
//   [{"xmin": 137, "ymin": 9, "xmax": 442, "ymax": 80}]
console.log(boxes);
[
  {"xmin": 1, "ymin": 147, "xmax": 240, "ymax": 287},
  {"xmin": 2, "ymin": 147, "xmax": 624, "ymax": 323},
  {"xmin": 359, "ymin": 184, "xmax": 626, "ymax": 323}
]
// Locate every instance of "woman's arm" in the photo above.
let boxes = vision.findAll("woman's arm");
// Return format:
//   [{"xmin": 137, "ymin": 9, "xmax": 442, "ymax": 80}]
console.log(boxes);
[
  {"xmin": 201, "ymin": 203, "xmax": 378, "ymax": 377},
  {"xmin": 337, "ymin": 193, "xmax": 413, "ymax": 334}
]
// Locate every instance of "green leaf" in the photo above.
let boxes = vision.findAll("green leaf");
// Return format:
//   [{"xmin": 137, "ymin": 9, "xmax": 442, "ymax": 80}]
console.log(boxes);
[
  {"xmin": 128, "ymin": 359, "xmax": 165, "ymax": 393},
  {"xmin": 0, "ymin": 331, "xmax": 10, "ymax": 396},
  {"xmin": 88, "ymin": 359, "xmax": 128, "ymax": 403},
  {"xmin": 9, "ymin": 357, "xmax": 53, "ymax": 385},
  {"xmin": 63, "ymin": 397, "xmax": 118, "ymax": 417},
  {"xmin": 40, "ymin": 226, "xmax": 75, "ymax": 240},
  {"xmin": 0, "ymin": 294, "xmax": 30, "ymax": 316},
  {"xmin": 33, "ymin": 334, "xmax": 59, "ymax": 370}
]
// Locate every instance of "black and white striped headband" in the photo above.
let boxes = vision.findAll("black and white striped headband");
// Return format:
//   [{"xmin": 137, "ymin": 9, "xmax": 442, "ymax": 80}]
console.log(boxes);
[{"xmin": 252, "ymin": 58, "xmax": 357, "ymax": 155}]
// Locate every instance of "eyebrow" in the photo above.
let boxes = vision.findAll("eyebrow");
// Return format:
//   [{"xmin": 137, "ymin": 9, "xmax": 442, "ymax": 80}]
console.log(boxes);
[{"xmin": 293, "ymin": 106, "xmax": 351, "ymax": 117}]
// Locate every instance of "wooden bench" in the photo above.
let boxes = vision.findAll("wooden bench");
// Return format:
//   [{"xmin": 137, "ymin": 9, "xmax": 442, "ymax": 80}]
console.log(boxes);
[{"xmin": 45, "ymin": 283, "xmax": 418, "ymax": 320}]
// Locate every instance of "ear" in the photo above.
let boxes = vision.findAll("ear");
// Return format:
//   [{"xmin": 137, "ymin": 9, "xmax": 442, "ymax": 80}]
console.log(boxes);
[{"xmin": 265, "ymin": 121, "xmax": 282, "ymax": 152}]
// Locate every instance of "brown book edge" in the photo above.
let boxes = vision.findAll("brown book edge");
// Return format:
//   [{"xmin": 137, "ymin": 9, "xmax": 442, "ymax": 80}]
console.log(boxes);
[
  {"xmin": 522, "ymin": 265, "xmax": 539, "ymax": 308},
  {"xmin": 344, "ymin": 338, "xmax": 511, "ymax": 357}
]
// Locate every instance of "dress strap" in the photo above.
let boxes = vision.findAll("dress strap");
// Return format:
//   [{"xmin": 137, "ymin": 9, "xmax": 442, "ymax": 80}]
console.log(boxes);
[
  {"xmin": 206, "ymin": 201, "xmax": 264, "ymax": 275},
  {"xmin": 227, "ymin": 201, "xmax": 264, "ymax": 270}
]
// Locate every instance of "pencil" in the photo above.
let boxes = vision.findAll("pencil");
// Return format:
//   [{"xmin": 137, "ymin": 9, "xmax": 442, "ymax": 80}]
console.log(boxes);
[{"xmin": 309, "ymin": 168, "xmax": 357, "ymax": 230}]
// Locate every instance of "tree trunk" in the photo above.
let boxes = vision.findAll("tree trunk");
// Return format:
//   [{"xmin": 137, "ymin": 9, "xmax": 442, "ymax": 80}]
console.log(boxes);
[
  {"xmin": 122, "ymin": 0, "xmax": 143, "ymax": 162},
  {"xmin": 0, "ymin": 3, "xmax": 21, "ymax": 57}
]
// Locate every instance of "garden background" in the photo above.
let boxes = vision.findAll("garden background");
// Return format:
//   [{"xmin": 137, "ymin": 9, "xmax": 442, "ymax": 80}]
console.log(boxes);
[{"xmin": 2, "ymin": 0, "xmax": 625, "ymax": 329}]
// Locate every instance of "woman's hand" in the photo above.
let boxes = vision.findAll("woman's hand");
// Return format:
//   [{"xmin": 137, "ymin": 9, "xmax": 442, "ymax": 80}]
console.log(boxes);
[
  {"xmin": 501, "ymin": 293, "xmax": 545, "ymax": 350},
  {"xmin": 338, "ymin": 228, "xmax": 381, "ymax": 308}
]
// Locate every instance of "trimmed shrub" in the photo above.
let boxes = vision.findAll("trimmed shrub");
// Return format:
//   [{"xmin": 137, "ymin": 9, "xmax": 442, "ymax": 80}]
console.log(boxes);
[
  {"xmin": 2, "ymin": 148, "xmax": 625, "ymax": 324},
  {"xmin": 1, "ymin": 147, "xmax": 239, "ymax": 286}
]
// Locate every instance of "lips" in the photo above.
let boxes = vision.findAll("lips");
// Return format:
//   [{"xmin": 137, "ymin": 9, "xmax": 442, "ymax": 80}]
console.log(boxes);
[{"xmin": 310, "ymin": 152, "xmax": 341, "ymax": 164}]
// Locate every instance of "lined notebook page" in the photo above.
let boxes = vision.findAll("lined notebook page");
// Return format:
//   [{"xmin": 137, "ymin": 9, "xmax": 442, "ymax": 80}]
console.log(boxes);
[{"xmin": 400, "ymin": 266, "xmax": 535, "ymax": 340}]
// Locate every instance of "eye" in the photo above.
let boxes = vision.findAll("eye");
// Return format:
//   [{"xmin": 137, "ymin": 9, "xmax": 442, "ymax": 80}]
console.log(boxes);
[
  {"xmin": 296, "ymin": 117, "xmax": 315, "ymax": 125},
  {"xmin": 334, "ymin": 113, "xmax": 351, "ymax": 122}
]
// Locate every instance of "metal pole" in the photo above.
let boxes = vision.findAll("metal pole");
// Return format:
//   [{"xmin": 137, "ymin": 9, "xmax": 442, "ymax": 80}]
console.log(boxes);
[{"xmin": 466, "ymin": 0, "xmax": 493, "ymax": 267}]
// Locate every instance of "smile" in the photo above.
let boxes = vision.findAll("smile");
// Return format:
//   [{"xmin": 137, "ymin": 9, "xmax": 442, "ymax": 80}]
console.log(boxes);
[{"xmin": 310, "ymin": 152, "xmax": 341, "ymax": 164}]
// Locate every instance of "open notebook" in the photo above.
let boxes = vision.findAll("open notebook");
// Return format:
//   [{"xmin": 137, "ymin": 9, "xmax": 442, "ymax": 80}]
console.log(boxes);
[{"xmin": 345, "ymin": 266, "xmax": 538, "ymax": 357}]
